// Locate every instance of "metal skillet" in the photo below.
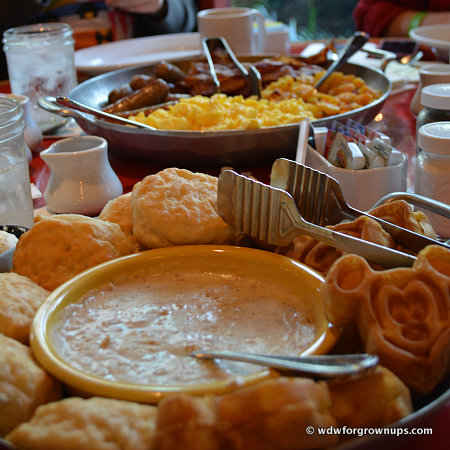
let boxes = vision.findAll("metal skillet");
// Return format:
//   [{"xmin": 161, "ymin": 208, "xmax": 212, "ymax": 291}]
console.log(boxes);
[{"xmin": 41, "ymin": 56, "xmax": 391, "ymax": 167}]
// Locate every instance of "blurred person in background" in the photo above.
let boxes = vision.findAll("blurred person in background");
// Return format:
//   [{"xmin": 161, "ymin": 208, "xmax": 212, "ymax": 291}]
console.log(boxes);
[
  {"xmin": 26, "ymin": 0, "xmax": 197, "ymax": 48},
  {"xmin": 353, "ymin": 0, "xmax": 450, "ymax": 37},
  {"xmin": 1, "ymin": 0, "xmax": 198, "ymax": 79}
]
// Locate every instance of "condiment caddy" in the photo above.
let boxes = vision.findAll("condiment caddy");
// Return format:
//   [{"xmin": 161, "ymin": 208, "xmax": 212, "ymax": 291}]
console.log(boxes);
[{"xmin": 304, "ymin": 120, "xmax": 407, "ymax": 211}]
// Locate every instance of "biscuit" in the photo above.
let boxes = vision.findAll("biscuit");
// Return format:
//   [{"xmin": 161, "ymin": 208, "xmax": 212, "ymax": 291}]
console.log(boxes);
[
  {"xmin": 321, "ymin": 245, "xmax": 450, "ymax": 395},
  {"xmin": 0, "ymin": 230, "xmax": 18, "ymax": 254},
  {"xmin": 12, "ymin": 214, "xmax": 137, "ymax": 291},
  {"xmin": 132, "ymin": 168, "xmax": 236, "ymax": 248},
  {"xmin": 216, "ymin": 377, "xmax": 338, "ymax": 450},
  {"xmin": 0, "ymin": 273, "xmax": 50, "ymax": 344},
  {"xmin": 154, "ymin": 394, "xmax": 222, "ymax": 450},
  {"xmin": 155, "ymin": 377, "xmax": 338, "ymax": 450},
  {"xmin": 6, "ymin": 396, "xmax": 157, "ymax": 450},
  {"xmin": 328, "ymin": 366, "xmax": 412, "ymax": 429},
  {"xmin": 99, "ymin": 192, "xmax": 141, "ymax": 249},
  {"xmin": 0, "ymin": 334, "xmax": 61, "ymax": 437}
]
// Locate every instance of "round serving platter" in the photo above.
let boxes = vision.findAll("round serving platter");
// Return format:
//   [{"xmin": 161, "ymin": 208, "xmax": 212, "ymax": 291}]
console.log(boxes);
[{"xmin": 45, "ymin": 56, "xmax": 391, "ymax": 168}]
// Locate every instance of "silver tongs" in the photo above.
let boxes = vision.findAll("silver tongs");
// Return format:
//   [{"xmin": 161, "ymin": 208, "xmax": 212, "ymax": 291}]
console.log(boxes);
[
  {"xmin": 202, "ymin": 37, "xmax": 262, "ymax": 97},
  {"xmin": 218, "ymin": 169, "xmax": 415, "ymax": 268},
  {"xmin": 270, "ymin": 158, "xmax": 449, "ymax": 254},
  {"xmin": 217, "ymin": 160, "xmax": 448, "ymax": 268}
]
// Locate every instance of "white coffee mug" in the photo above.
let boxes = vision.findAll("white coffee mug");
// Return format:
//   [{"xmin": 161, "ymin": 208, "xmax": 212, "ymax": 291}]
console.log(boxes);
[{"xmin": 197, "ymin": 7, "xmax": 266, "ymax": 55}]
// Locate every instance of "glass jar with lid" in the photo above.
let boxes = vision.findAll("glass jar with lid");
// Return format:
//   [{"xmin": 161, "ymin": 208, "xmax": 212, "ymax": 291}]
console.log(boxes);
[
  {"xmin": 0, "ymin": 97, "xmax": 34, "ymax": 228},
  {"xmin": 416, "ymin": 84, "xmax": 450, "ymax": 134},
  {"xmin": 3, "ymin": 23, "xmax": 77, "ymax": 128},
  {"xmin": 415, "ymin": 121, "xmax": 450, "ymax": 238}
]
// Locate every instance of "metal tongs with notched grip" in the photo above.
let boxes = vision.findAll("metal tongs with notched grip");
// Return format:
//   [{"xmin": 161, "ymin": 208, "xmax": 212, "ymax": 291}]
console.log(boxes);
[
  {"xmin": 218, "ymin": 170, "xmax": 417, "ymax": 269},
  {"xmin": 202, "ymin": 37, "xmax": 262, "ymax": 97},
  {"xmin": 270, "ymin": 158, "xmax": 450, "ymax": 254}
]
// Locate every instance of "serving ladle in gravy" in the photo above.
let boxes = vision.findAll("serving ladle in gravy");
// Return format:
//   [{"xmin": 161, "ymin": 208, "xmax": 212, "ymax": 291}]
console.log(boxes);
[{"xmin": 192, "ymin": 351, "xmax": 378, "ymax": 378}]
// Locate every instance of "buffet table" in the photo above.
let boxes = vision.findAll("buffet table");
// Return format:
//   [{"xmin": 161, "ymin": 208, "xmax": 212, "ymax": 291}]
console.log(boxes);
[{"xmin": 1, "ymin": 71, "xmax": 449, "ymax": 450}]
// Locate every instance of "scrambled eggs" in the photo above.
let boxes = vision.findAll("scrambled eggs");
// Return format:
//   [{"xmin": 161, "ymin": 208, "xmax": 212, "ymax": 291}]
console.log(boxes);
[{"xmin": 129, "ymin": 71, "xmax": 381, "ymax": 132}]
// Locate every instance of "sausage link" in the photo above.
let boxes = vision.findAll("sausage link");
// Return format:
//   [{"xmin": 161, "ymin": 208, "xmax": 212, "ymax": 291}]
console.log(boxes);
[
  {"xmin": 107, "ymin": 84, "xmax": 133, "ymax": 104},
  {"xmin": 129, "ymin": 74, "xmax": 155, "ymax": 91},
  {"xmin": 154, "ymin": 61, "xmax": 186, "ymax": 83},
  {"xmin": 103, "ymin": 78, "xmax": 170, "ymax": 114}
]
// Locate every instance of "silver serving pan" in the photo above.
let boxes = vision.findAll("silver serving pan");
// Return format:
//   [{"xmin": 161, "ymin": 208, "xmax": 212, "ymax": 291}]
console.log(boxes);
[{"xmin": 47, "ymin": 57, "xmax": 391, "ymax": 167}]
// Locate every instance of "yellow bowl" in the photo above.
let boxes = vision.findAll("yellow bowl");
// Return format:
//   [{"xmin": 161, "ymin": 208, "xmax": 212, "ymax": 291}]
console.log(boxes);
[{"xmin": 31, "ymin": 245, "xmax": 338, "ymax": 403}]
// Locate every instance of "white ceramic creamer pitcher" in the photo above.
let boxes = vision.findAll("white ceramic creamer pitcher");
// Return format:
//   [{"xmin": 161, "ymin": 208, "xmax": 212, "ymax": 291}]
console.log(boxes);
[{"xmin": 40, "ymin": 136, "xmax": 123, "ymax": 215}]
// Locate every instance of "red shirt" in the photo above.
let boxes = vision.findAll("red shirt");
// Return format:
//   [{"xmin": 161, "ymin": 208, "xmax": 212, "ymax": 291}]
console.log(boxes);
[{"xmin": 353, "ymin": 0, "xmax": 450, "ymax": 36}]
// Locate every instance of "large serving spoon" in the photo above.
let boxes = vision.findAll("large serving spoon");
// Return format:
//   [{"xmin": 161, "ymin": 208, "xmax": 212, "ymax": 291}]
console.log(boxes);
[
  {"xmin": 39, "ymin": 96, "xmax": 156, "ymax": 130},
  {"xmin": 192, "ymin": 350, "xmax": 378, "ymax": 378},
  {"xmin": 315, "ymin": 31, "xmax": 370, "ymax": 90}
]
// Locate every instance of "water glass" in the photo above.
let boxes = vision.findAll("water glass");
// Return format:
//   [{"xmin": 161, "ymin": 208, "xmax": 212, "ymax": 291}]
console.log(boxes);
[
  {"xmin": 0, "ymin": 97, "xmax": 34, "ymax": 228},
  {"xmin": 3, "ymin": 23, "xmax": 77, "ymax": 129}
]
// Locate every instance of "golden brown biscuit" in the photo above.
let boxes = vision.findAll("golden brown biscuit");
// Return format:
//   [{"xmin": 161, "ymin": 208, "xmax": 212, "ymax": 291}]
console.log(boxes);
[
  {"xmin": 321, "ymin": 245, "xmax": 450, "ymax": 395},
  {"xmin": 155, "ymin": 377, "xmax": 338, "ymax": 450},
  {"xmin": 99, "ymin": 192, "xmax": 141, "ymax": 249},
  {"xmin": 132, "ymin": 168, "xmax": 236, "ymax": 248},
  {"xmin": 155, "ymin": 394, "xmax": 223, "ymax": 450},
  {"xmin": 328, "ymin": 366, "xmax": 413, "ymax": 429},
  {"xmin": 0, "ymin": 334, "xmax": 61, "ymax": 437},
  {"xmin": 6, "ymin": 396, "xmax": 157, "ymax": 450},
  {"xmin": 12, "ymin": 214, "xmax": 137, "ymax": 291},
  {"xmin": 0, "ymin": 230, "xmax": 18, "ymax": 254},
  {"xmin": 0, "ymin": 273, "xmax": 50, "ymax": 344},
  {"xmin": 216, "ymin": 377, "xmax": 338, "ymax": 450}
]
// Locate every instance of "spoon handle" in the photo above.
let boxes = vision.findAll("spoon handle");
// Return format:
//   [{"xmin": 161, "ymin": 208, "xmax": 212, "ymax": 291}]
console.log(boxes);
[
  {"xmin": 191, "ymin": 350, "xmax": 378, "ymax": 378},
  {"xmin": 315, "ymin": 31, "xmax": 370, "ymax": 89},
  {"xmin": 55, "ymin": 96, "xmax": 156, "ymax": 130}
]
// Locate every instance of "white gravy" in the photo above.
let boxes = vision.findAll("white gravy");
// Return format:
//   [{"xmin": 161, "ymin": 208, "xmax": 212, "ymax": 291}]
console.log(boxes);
[{"xmin": 52, "ymin": 270, "xmax": 318, "ymax": 385}]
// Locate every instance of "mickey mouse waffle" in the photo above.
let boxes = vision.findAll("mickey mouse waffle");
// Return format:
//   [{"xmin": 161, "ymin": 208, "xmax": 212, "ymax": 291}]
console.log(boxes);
[
  {"xmin": 276, "ymin": 200, "xmax": 436, "ymax": 276},
  {"xmin": 369, "ymin": 200, "xmax": 436, "ymax": 241},
  {"xmin": 276, "ymin": 215, "xmax": 395, "ymax": 275},
  {"xmin": 321, "ymin": 245, "xmax": 450, "ymax": 395}
]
